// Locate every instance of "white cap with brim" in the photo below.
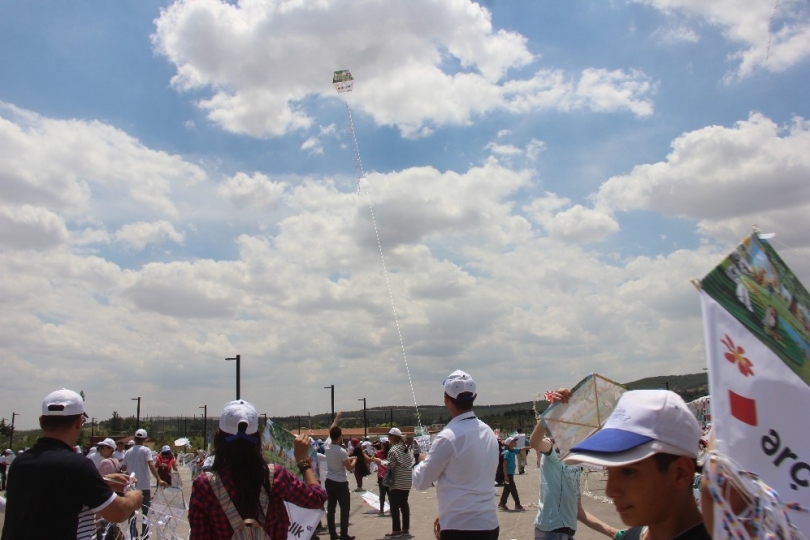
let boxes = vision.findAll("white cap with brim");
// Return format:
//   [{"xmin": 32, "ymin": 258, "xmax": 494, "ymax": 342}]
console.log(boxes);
[
  {"xmin": 565, "ymin": 440, "xmax": 695, "ymax": 467},
  {"xmin": 98, "ymin": 438, "xmax": 116, "ymax": 449},
  {"xmin": 219, "ymin": 399, "xmax": 259, "ymax": 435},
  {"xmin": 443, "ymin": 369, "xmax": 477, "ymax": 400},
  {"xmin": 562, "ymin": 389, "xmax": 700, "ymax": 468},
  {"xmin": 41, "ymin": 388, "xmax": 87, "ymax": 417}
]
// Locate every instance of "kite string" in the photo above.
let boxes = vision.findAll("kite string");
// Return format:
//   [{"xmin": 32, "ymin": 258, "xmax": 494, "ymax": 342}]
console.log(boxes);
[
  {"xmin": 361, "ymin": 178, "xmax": 422, "ymax": 431},
  {"xmin": 766, "ymin": 0, "xmax": 781, "ymax": 61},
  {"xmin": 343, "ymin": 99, "xmax": 422, "ymax": 431}
]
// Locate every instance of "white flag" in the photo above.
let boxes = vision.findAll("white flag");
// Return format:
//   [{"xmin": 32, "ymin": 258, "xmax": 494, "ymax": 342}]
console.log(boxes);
[{"xmin": 701, "ymin": 292, "xmax": 810, "ymax": 534}]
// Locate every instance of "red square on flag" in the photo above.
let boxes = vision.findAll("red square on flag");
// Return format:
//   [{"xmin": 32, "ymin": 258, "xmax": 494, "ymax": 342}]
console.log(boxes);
[{"xmin": 728, "ymin": 390, "xmax": 757, "ymax": 426}]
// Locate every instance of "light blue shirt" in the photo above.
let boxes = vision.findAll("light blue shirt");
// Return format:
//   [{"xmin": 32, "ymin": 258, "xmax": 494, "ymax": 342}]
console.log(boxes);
[{"xmin": 534, "ymin": 449, "xmax": 582, "ymax": 532}]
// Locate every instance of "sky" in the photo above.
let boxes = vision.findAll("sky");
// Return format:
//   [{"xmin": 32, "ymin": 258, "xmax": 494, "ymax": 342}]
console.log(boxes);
[{"xmin": 2, "ymin": 0, "xmax": 810, "ymax": 431}]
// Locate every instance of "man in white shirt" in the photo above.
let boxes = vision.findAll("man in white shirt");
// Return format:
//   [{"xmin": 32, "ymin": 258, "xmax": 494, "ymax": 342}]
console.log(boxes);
[
  {"xmin": 121, "ymin": 429, "xmax": 167, "ymax": 539},
  {"xmin": 413, "ymin": 370, "xmax": 499, "ymax": 540},
  {"xmin": 324, "ymin": 412, "xmax": 357, "ymax": 540}
]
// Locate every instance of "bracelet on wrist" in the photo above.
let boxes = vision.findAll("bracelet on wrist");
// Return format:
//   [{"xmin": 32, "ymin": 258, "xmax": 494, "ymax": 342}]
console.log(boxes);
[{"xmin": 297, "ymin": 459, "xmax": 312, "ymax": 471}]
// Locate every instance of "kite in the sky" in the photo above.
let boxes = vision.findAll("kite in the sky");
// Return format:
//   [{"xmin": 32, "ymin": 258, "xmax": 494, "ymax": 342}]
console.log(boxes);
[{"xmin": 332, "ymin": 69, "xmax": 354, "ymax": 93}]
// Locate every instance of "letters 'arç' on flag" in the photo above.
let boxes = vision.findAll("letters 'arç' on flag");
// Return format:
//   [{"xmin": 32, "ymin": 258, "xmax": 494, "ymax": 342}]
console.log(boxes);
[{"xmin": 699, "ymin": 232, "xmax": 810, "ymax": 535}]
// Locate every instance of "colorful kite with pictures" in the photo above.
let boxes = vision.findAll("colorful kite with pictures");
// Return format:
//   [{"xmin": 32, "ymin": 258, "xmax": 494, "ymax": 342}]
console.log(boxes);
[
  {"xmin": 538, "ymin": 373, "xmax": 626, "ymax": 459},
  {"xmin": 699, "ymin": 230, "xmax": 810, "ymax": 537},
  {"xmin": 261, "ymin": 421, "xmax": 318, "ymax": 480}
]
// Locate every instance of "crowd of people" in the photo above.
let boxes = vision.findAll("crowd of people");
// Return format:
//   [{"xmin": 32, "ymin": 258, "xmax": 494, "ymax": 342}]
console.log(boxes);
[{"xmin": 0, "ymin": 370, "xmax": 742, "ymax": 540}]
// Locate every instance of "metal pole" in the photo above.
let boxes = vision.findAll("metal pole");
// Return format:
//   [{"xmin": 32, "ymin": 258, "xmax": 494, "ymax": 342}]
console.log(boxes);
[
  {"xmin": 91, "ymin": 417, "xmax": 96, "ymax": 438},
  {"xmin": 10, "ymin": 412, "xmax": 19, "ymax": 448},
  {"xmin": 324, "ymin": 385, "xmax": 334, "ymax": 423},
  {"xmin": 132, "ymin": 397, "xmax": 141, "ymax": 430},
  {"xmin": 226, "ymin": 355, "xmax": 241, "ymax": 400},
  {"xmin": 358, "ymin": 398, "xmax": 367, "ymax": 438},
  {"xmin": 199, "ymin": 405, "xmax": 207, "ymax": 451}
]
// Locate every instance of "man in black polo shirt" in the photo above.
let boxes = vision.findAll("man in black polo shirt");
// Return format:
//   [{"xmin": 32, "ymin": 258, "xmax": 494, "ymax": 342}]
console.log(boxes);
[{"xmin": 1, "ymin": 388, "xmax": 143, "ymax": 540}]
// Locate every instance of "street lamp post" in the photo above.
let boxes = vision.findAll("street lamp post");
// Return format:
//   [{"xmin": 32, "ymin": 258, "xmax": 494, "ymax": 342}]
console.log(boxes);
[
  {"xmin": 131, "ymin": 397, "xmax": 141, "ymax": 430},
  {"xmin": 358, "ymin": 398, "xmax": 367, "ymax": 438},
  {"xmin": 324, "ymin": 385, "xmax": 334, "ymax": 424},
  {"xmin": 225, "ymin": 355, "xmax": 241, "ymax": 400},
  {"xmin": 10, "ymin": 412, "xmax": 20, "ymax": 448},
  {"xmin": 199, "ymin": 405, "xmax": 207, "ymax": 451}
]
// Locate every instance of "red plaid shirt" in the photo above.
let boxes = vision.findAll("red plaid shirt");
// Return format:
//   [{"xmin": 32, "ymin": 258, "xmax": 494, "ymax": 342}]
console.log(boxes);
[{"xmin": 188, "ymin": 465, "xmax": 327, "ymax": 540}]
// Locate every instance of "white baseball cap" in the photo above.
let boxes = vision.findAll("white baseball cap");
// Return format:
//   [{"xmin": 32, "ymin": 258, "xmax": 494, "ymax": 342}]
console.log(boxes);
[
  {"xmin": 504, "ymin": 437, "xmax": 514, "ymax": 445},
  {"xmin": 98, "ymin": 438, "xmax": 116, "ymax": 449},
  {"xmin": 135, "ymin": 429, "xmax": 147, "ymax": 439},
  {"xmin": 388, "ymin": 427, "xmax": 402, "ymax": 437},
  {"xmin": 161, "ymin": 445, "xmax": 171, "ymax": 453},
  {"xmin": 564, "ymin": 390, "xmax": 701, "ymax": 468},
  {"xmin": 219, "ymin": 399, "xmax": 259, "ymax": 435},
  {"xmin": 126, "ymin": 440, "xmax": 135, "ymax": 447},
  {"xmin": 443, "ymin": 370, "xmax": 477, "ymax": 400},
  {"xmin": 41, "ymin": 388, "xmax": 87, "ymax": 417}
]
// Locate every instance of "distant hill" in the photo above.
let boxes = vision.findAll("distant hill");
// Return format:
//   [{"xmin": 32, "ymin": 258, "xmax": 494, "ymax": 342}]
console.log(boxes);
[{"xmin": 624, "ymin": 372, "xmax": 709, "ymax": 403}]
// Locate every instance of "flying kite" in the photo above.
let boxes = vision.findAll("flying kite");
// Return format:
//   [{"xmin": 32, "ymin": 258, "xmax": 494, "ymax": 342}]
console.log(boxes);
[{"xmin": 332, "ymin": 69, "xmax": 354, "ymax": 93}]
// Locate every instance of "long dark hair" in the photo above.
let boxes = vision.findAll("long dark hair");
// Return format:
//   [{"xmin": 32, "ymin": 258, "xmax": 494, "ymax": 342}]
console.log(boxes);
[{"xmin": 211, "ymin": 424, "xmax": 272, "ymax": 523}]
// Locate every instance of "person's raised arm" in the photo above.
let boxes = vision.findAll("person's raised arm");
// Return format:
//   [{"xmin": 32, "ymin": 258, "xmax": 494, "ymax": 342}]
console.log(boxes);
[
  {"xmin": 293, "ymin": 434, "xmax": 321, "ymax": 487},
  {"xmin": 330, "ymin": 411, "xmax": 342, "ymax": 430},
  {"xmin": 412, "ymin": 433, "xmax": 452, "ymax": 491},
  {"xmin": 530, "ymin": 388, "xmax": 571, "ymax": 453}
]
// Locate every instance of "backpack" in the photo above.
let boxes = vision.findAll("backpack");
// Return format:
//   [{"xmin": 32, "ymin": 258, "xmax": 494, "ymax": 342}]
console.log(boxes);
[{"xmin": 206, "ymin": 466, "xmax": 273, "ymax": 540}]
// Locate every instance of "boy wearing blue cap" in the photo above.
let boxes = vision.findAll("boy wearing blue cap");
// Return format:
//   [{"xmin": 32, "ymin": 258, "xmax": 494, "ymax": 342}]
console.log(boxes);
[{"xmin": 564, "ymin": 390, "xmax": 709, "ymax": 540}]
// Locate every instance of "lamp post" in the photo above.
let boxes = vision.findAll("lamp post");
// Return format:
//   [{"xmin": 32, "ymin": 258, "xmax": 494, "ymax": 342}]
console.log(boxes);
[
  {"xmin": 9, "ymin": 412, "xmax": 19, "ymax": 448},
  {"xmin": 199, "ymin": 405, "xmax": 207, "ymax": 451},
  {"xmin": 131, "ymin": 397, "xmax": 141, "ymax": 430},
  {"xmin": 358, "ymin": 398, "xmax": 367, "ymax": 438},
  {"xmin": 225, "ymin": 355, "xmax": 241, "ymax": 400},
  {"xmin": 324, "ymin": 385, "xmax": 334, "ymax": 424}
]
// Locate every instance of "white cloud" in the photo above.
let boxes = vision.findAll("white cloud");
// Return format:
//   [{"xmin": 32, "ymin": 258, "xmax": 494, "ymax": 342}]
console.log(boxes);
[
  {"xmin": 218, "ymin": 171, "xmax": 286, "ymax": 210},
  {"xmin": 634, "ymin": 0, "xmax": 810, "ymax": 79},
  {"xmin": 152, "ymin": 0, "xmax": 656, "ymax": 139},
  {"xmin": 652, "ymin": 24, "xmax": 700, "ymax": 45},
  {"xmin": 525, "ymin": 139, "xmax": 546, "ymax": 161},
  {"xmin": 301, "ymin": 136, "xmax": 323, "ymax": 154},
  {"xmin": 0, "ymin": 205, "xmax": 70, "ymax": 250},
  {"xmin": 524, "ymin": 194, "xmax": 620, "ymax": 244},
  {"xmin": 0, "ymin": 102, "xmax": 207, "ymax": 221},
  {"xmin": 596, "ymin": 113, "xmax": 810, "ymax": 248},
  {"xmin": 484, "ymin": 142, "xmax": 523, "ymax": 156},
  {"xmin": 114, "ymin": 221, "xmax": 186, "ymax": 252}
]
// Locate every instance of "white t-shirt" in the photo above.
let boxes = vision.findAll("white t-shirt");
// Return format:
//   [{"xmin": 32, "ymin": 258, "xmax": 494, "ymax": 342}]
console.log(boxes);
[
  {"xmin": 325, "ymin": 442, "xmax": 349, "ymax": 482},
  {"xmin": 123, "ymin": 445, "xmax": 154, "ymax": 490},
  {"xmin": 88, "ymin": 450, "xmax": 103, "ymax": 468}
]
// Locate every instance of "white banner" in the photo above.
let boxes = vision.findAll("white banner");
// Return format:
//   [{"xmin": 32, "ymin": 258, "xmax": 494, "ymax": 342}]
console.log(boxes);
[
  {"xmin": 701, "ymin": 293, "xmax": 810, "ymax": 534},
  {"xmin": 284, "ymin": 502, "xmax": 323, "ymax": 540}
]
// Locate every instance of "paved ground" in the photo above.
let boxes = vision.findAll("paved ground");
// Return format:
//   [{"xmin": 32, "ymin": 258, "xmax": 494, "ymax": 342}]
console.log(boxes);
[{"xmin": 1, "ymin": 456, "xmax": 624, "ymax": 539}]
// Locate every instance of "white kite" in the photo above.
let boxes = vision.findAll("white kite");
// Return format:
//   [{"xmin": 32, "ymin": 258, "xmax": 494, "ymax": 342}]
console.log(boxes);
[{"xmin": 539, "ymin": 373, "xmax": 626, "ymax": 459}]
